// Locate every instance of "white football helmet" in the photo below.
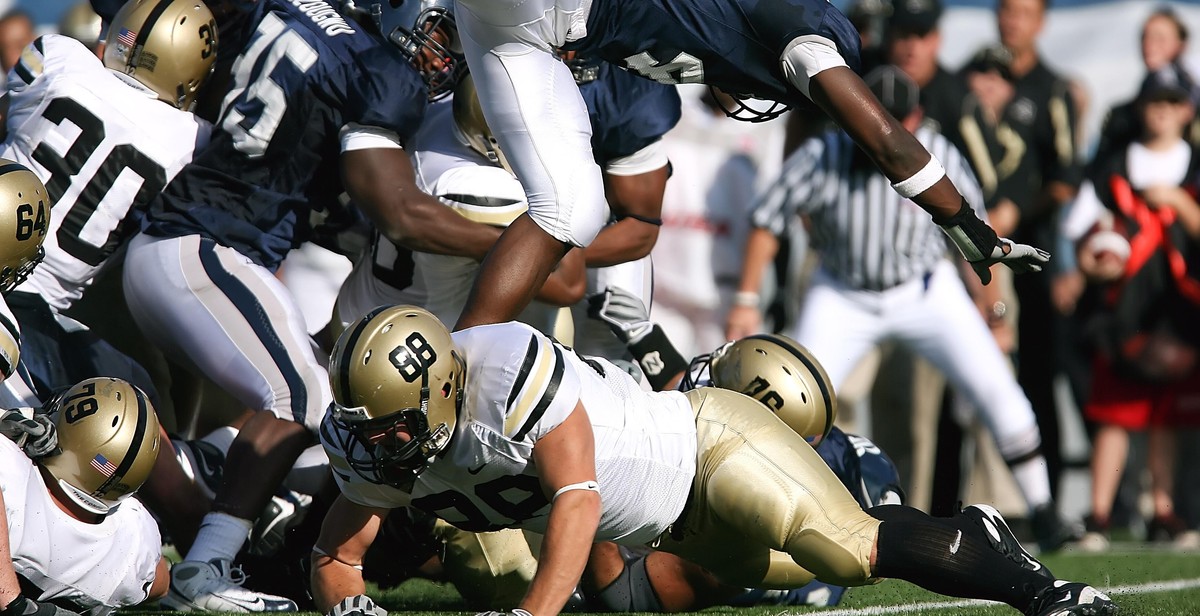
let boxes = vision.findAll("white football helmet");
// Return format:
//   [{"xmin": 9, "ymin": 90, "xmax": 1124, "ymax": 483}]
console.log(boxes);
[
  {"xmin": 328, "ymin": 305, "xmax": 465, "ymax": 489},
  {"xmin": 42, "ymin": 378, "xmax": 162, "ymax": 515}
]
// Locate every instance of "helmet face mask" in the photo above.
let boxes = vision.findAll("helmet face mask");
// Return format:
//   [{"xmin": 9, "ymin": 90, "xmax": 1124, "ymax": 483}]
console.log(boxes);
[
  {"xmin": 388, "ymin": 0, "xmax": 462, "ymax": 99},
  {"xmin": 41, "ymin": 378, "xmax": 161, "ymax": 516},
  {"xmin": 329, "ymin": 305, "xmax": 464, "ymax": 489},
  {"xmin": 102, "ymin": 0, "xmax": 219, "ymax": 110},
  {"xmin": 706, "ymin": 334, "xmax": 838, "ymax": 444}
]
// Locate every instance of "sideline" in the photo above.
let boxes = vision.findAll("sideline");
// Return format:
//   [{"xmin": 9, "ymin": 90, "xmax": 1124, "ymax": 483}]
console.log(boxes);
[{"xmin": 784, "ymin": 577, "xmax": 1200, "ymax": 616}]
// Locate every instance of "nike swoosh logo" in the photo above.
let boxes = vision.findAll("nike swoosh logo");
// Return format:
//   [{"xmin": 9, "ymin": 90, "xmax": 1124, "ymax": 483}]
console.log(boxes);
[
  {"xmin": 950, "ymin": 530, "xmax": 962, "ymax": 555},
  {"xmin": 467, "ymin": 463, "xmax": 486, "ymax": 475}
]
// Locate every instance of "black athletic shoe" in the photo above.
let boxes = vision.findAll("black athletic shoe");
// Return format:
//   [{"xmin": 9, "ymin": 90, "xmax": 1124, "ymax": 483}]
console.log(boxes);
[
  {"xmin": 1027, "ymin": 580, "xmax": 1118, "ymax": 616},
  {"xmin": 963, "ymin": 503, "xmax": 1054, "ymax": 580}
]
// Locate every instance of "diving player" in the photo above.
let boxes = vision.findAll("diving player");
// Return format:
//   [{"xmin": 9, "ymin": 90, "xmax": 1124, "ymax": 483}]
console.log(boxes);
[{"xmin": 450, "ymin": 0, "xmax": 1051, "ymax": 333}]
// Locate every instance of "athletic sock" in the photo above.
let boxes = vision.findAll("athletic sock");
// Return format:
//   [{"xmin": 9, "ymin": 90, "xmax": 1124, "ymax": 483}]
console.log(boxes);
[
  {"xmin": 871, "ymin": 508, "xmax": 1053, "ymax": 611},
  {"xmin": 1008, "ymin": 454, "xmax": 1053, "ymax": 510},
  {"xmin": 186, "ymin": 511, "xmax": 253, "ymax": 564}
]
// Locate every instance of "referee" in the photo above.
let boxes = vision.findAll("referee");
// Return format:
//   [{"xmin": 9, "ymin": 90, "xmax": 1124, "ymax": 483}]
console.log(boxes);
[{"xmin": 726, "ymin": 65, "xmax": 1077, "ymax": 549}]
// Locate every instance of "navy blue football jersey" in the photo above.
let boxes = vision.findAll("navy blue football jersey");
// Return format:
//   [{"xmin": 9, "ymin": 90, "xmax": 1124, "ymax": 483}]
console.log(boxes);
[
  {"xmin": 816, "ymin": 426, "xmax": 904, "ymax": 509},
  {"xmin": 565, "ymin": 0, "xmax": 861, "ymax": 104},
  {"xmin": 144, "ymin": 0, "xmax": 428, "ymax": 269},
  {"xmin": 579, "ymin": 61, "xmax": 681, "ymax": 167}
]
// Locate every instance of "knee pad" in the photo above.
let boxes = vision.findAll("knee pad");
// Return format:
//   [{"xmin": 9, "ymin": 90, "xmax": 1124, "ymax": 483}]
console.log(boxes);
[{"xmin": 590, "ymin": 551, "xmax": 662, "ymax": 612}]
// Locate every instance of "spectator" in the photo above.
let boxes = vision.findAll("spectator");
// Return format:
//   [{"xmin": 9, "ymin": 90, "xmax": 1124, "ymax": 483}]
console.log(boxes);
[
  {"xmin": 1094, "ymin": 7, "xmax": 1200, "ymax": 172},
  {"xmin": 0, "ymin": 10, "xmax": 33, "ymax": 74},
  {"xmin": 1066, "ymin": 65, "xmax": 1200, "ymax": 550},
  {"xmin": 995, "ymin": 0, "xmax": 1085, "ymax": 501}
]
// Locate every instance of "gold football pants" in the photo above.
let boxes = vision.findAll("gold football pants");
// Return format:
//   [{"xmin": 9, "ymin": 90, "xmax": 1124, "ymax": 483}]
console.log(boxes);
[{"xmin": 652, "ymin": 387, "xmax": 880, "ymax": 588}]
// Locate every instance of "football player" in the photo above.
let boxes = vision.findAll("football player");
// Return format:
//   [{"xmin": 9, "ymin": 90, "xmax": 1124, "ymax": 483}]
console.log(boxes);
[
  {"xmin": 118, "ymin": 0, "xmax": 498, "ymax": 611},
  {"xmin": 0, "ymin": 377, "xmax": 167, "ymax": 616},
  {"xmin": 312, "ymin": 305, "xmax": 1117, "ymax": 616},
  {"xmin": 333, "ymin": 72, "xmax": 584, "ymax": 336},
  {"xmin": 0, "ymin": 161, "xmax": 49, "ymax": 399},
  {"xmin": 0, "ymin": 0, "xmax": 222, "ymax": 556},
  {"xmin": 449, "ymin": 0, "xmax": 1052, "ymax": 333}
]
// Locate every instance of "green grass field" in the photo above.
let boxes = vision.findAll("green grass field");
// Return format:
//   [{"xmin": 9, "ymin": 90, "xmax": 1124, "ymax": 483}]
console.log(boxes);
[{"xmin": 359, "ymin": 546, "xmax": 1200, "ymax": 615}]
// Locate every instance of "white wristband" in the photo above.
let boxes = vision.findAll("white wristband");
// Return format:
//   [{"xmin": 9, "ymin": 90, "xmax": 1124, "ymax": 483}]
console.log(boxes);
[
  {"xmin": 891, "ymin": 157, "xmax": 946, "ymax": 199},
  {"xmin": 552, "ymin": 480, "xmax": 600, "ymax": 501},
  {"xmin": 733, "ymin": 291, "xmax": 760, "ymax": 308}
]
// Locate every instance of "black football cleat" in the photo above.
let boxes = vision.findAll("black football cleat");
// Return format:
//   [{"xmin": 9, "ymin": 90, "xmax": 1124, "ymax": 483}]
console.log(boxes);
[
  {"xmin": 962, "ymin": 503, "xmax": 1054, "ymax": 579},
  {"xmin": 1027, "ymin": 580, "xmax": 1118, "ymax": 616}
]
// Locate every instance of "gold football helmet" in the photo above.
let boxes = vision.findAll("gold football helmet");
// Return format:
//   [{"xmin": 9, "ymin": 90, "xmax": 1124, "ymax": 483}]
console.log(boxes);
[
  {"xmin": 0, "ymin": 159, "xmax": 51, "ymax": 294},
  {"xmin": 42, "ymin": 377, "xmax": 161, "ymax": 515},
  {"xmin": 705, "ymin": 334, "xmax": 837, "ymax": 443},
  {"xmin": 103, "ymin": 0, "xmax": 218, "ymax": 110},
  {"xmin": 329, "ymin": 305, "xmax": 465, "ymax": 488},
  {"xmin": 453, "ymin": 73, "xmax": 514, "ymax": 175},
  {"xmin": 58, "ymin": 1, "xmax": 104, "ymax": 51}
]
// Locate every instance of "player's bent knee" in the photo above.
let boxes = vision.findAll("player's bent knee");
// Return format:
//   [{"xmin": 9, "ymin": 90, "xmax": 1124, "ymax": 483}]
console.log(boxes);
[{"xmin": 528, "ymin": 198, "xmax": 605, "ymax": 247}]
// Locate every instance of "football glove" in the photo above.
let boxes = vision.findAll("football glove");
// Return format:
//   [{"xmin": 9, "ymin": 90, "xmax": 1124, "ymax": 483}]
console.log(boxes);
[
  {"xmin": 936, "ymin": 201, "xmax": 1050, "ymax": 285},
  {"xmin": 0, "ymin": 408, "xmax": 58, "ymax": 459},
  {"xmin": 1, "ymin": 595, "xmax": 82, "ymax": 616},
  {"xmin": 328, "ymin": 595, "xmax": 387, "ymax": 616},
  {"xmin": 587, "ymin": 287, "xmax": 652, "ymax": 344}
]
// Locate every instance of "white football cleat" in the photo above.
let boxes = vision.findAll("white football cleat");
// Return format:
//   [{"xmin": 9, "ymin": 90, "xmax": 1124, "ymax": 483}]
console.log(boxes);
[
  {"xmin": 162, "ymin": 559, "xmax": 297, "ymax": 612},
  {"xmin": 1029, "ymin": 580, "xmax": 1118, "ymax": 616}
]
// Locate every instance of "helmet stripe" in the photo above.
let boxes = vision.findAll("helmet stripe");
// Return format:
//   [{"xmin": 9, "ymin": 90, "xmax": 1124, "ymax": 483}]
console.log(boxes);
[
  {"xmin": 96, "ymin": 385, "xmax": 150, "ymax": 495},
  {"xmin": 0, "ymin": 163, "xmax": 30, "ymax": 178},
  {"xmin": 131, "ymin": 0, "xmax": 176, "ymax": 57},
  {"xmin": 335, "ymin": 305, "xmax": 390, "ymax": 404},
  {"xmin": 753, "ymin": 335, "xmax": 836, "ymax": 438}
]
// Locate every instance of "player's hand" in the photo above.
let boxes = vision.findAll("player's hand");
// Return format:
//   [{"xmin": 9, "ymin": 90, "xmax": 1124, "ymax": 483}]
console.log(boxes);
[
  {"xmin": 587, "ymin": 287, "xmax": 652, "ymax": 344},
  {"xmin": 970, "ymin": 238, "xmax": 1050, "ymax": 285},
  {"xmin": 0, "ymin": 594, "xmax": 83, "ymax": 616},
  {"xmin": 474, "ymin": 610, "xmax": 532, "ymax": 616},
  {"xmin": 724, "ymin": 304, "xmax": 762, "ymax": 341},
  {"xmin": 0, "ymin": 409, "xmax": 58, "ymax": 459},
  {"xmin": 937, "ymin": 200, "xmax": 1050, "ymax": 285},
  {"xmin": 328, "ymin": 595, "xmax": 387, "ymax": 616}
]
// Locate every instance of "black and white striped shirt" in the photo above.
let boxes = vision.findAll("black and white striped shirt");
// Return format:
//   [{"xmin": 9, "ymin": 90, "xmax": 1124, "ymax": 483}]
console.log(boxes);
[{"xmin": 752, "ymin": 125, "xmax": 985, "ymax": 291}]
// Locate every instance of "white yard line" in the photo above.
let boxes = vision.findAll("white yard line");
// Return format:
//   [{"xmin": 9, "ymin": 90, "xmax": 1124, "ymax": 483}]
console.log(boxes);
[{"xmin": 779, "ymin": 577, "xmax": 1200, "ymax": 616}]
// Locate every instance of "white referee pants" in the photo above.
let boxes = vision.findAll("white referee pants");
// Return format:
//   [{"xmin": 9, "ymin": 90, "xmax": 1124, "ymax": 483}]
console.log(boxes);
[
  {"xmin": 123, "ymin": 233, "xmax": 330, "ymax": 433},
  {"xmin": 790, "ymin": 259, "xmax": 1041, "ymax": 461}
]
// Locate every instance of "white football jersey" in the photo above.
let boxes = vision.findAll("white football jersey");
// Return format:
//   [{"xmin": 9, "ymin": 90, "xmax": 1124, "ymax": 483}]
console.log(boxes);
[
  {"xmin": 0, "ymin": 438, "xmax": 160, "ymax": 614},
  {"xmin": 2, "ymin": 35, "xmax": 212, "ymax": 311},
  {"xmin": 335, "ymin": 99, "xmax": 557, "ymax": 333},
  {"xmin": 323, "ymin": 322, "xmax": 697, "ymax": 545}
]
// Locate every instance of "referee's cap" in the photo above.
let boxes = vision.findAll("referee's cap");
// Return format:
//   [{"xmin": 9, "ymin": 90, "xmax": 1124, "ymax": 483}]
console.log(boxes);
[{"xmin": 865, "ymin": 65, "xmax": 920, "ymax": 120}]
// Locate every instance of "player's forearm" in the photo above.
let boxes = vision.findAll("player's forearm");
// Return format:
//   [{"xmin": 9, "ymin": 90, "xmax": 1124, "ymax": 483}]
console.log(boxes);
[
  {"xmin": 520, "ymin": 491, "xmax": 601, "ymax": 616},
  {"xmin": 536, "ymin": 248, "xmax": 586, "ymax": 306},
  {"xmin": 736, "ymin": 227, "xmax": 780, "ymax": 295},
  {"xmin": 310, "ymin": 554, "xmax": 368, "ymax": 614},
  {"xmin": 380, "ymin": 199, "xmax": 503, "ymax": 260},
  {"xmin": 0, "ymin": 491, "xmax": 19, "ymax": 608},
  {"xmin": 583, "ymin": 219, "xmax": 659, "ymax": 267}
]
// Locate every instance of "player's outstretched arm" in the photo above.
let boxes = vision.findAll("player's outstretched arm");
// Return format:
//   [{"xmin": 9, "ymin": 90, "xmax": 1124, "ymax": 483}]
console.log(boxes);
[
  {"xmin": 725, "ymin": 227, "xmax": 780, "ymax": 340},
  {"xmin": 341, "ymin": 147, "xmax": 502, "ymax": 260},
  {"xmin": 311, "ymin": 495, "xmax": 389, "ymax": 614},
  {"xmin": 521, "ymin": 403, "xmax": 601, "ymax": 616},
  {"xmin": 807, "ymin": 67, "xmax": 1049, "ymax": 284}
]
